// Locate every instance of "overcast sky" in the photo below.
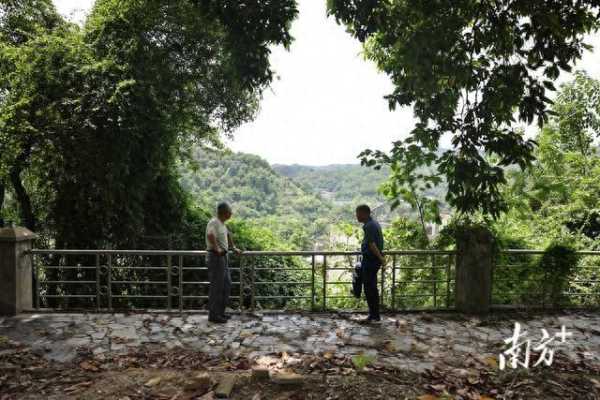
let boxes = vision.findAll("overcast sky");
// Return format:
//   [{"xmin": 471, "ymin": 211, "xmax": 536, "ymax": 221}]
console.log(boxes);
[{"xmin": 54, "ymin": 0, "xmax": 600, "ymax": 165}]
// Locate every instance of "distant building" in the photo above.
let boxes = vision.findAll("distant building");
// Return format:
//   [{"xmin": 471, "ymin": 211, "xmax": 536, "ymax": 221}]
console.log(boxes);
[{"xmin": 427, "ymin": 212, "xmax": 452, "ymax": 238}]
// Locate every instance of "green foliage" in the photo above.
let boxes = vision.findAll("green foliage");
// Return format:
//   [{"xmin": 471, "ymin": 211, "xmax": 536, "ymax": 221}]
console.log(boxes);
[
  {"xmin": 180, "ymin": 149, "xmax": 334, "ymax": 249},
  {"xmin": 537, "ymin": 244, "xmax": 580, "ymax": 308},
  {"xmin": 497, "ymin": 72, "xmax": 600, "ymax": 249},
  {"xmin": 274, "ymin": 163, "xmax": 448, "ymax": 223},
  {"xmin": 351, "ymin": 354, "xmax": 376, "ymax": 371},
  {"xmin": 0, "ymin": 0, "xmax": 297, "ymax": 248},
  {"xmin": 329, "ymin": 0, "xmax": 600, "ymax": 218},
  {"xmin": 0, "ymin": 1, "xmax": 301, "ymax": 309},
  {"xmin": 360, "ymin": 144, "xmax": 442, "ymax": 239},
  {"xmin": 384, "ymin": 217, "xmax": 428, "ymax": 250},
  {"xmin": 274, "ymin": 163, "xmax": 389, "ymax": 204}
]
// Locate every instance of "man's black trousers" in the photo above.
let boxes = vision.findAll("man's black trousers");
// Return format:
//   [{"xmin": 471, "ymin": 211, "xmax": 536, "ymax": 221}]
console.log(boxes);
[{"xmin": 362, "ymin": 265, "xmax": 380, "ymax": 319}]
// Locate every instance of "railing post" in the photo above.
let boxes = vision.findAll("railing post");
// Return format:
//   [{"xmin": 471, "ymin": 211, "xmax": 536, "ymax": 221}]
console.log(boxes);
[
  {"xmin": 178, "ymin": 255, "xmax": 183, "ymax": 312},
  {"xmin": 322, "ymin": 255, "xmax": 327, "ymax": 311},
  {"xmin": 167, "ymin": 255, "xmax": 172, "ymax": 311},
  {"xmin": 107, "ymin": 254, "xmax": 113, "ymax": 312},
  {"xmin": 311, "ymin": 255, "xmax": 316, "ymax": 311},
  {"xmin": 542, "ymin": 264, "xmax": 548, "ymax": 309},
  {"xmin": 251, "ymin": 260, "xmax": 256, "ymax": 311},
  {"xmin": 238, "ymin": 255, "xmax": 243, "ymax": 311},
  {"xmin": 95, "ymin": 254, "xmax": 100, "ymax": 311},
  {"xmin": 34, "ymin": 261, "xmax": 40, "ymax": 310},
  {"xmin": 432, "ymin": 254, "xmax": 437, "ymax": 308},
  {"xmin": 391, "ymin": 255, "xmax": 396, "ymax": 311},
  {"xmin": 380, "ymin": 262, "xmax": 385, "ymax": 309},
  {"xmin": 0, "ymin": 227, "xmax": 36, "ymax": 315},
  {"xmin": 446, "ymin": 254, "xmax": 452, "ymax": 308}
]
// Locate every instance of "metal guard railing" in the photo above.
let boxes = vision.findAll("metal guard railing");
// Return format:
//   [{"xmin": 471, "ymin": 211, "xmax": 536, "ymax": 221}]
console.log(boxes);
[
  {"xmin": 493, "ymin": 250, "xmax": 600, "ymax": 309},
  {"xmin": 27, "ymin": 249, "xmax": 456, "ymax": 312}
]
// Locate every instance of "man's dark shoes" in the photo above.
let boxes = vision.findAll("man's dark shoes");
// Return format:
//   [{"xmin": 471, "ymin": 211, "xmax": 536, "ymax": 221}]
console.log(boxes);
[
  {"xmin": 360, "ymin": 316, "xmax": 381, "ymax": 324},
  {"xmin": 222, "ymin": 313, "xmax": 232, "ymax": 320},
  {"xmin": 208, "ymin": 316, "xmax": 227, "ymax": 324}
]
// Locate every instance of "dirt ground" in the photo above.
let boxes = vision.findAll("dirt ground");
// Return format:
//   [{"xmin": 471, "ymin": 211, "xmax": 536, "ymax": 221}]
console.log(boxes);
[{"xmin": 1, "ymin": 335, "xmax": 599, "ymax": 400}]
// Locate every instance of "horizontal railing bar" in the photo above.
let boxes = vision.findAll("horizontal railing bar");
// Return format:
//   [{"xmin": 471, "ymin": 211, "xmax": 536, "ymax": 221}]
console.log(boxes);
[
  {"xmin": 182, "ymin": 281, "xmax": 240, "ymax": 285},
  {"xmin": 254, "ymin": 296, "xmax": 312, "ymax": 299},
  {"xmin": 29, "ymin": 249, "xmax": 456, "ymax": 256},
  {"xmin": 500, "ymin": 250, "xmax": 600, "ymax": 255},
  {"xmin": 244, "ymin": 250, "xmax": 456, "ymax": 256},
  {"xmin": 181, "ymin": 296, "xmax": 240, "ymax": 299},
  {"xmin": 395, "ymin": 266, "xmax": 448, "ymax": 270},
  {"xmin": 111, "ymin": 295, "xmax": 168, "ymax": 299},
  {"xmin": 561, "ymin": 292, "xmax": 600, "ymax": 296},
  {"xmin": 37, "ymin": 266, "xmax": 97, "ymax": 270},
  {"xmin": 492, "ymin": 292, "xmax": 544, "ymax": 296},
  {"xmin": 253, "ymin": 268, "xmax": 313, "ymax": 271},
  {"xmin": 495, "ymin": 265, "xmax": 600, "ymax": 270},
  {"xmin": 493, "ymin": 292, "xmax": 599, "ymax": 296},
  {"xmin": 326, "ymin": 281, "xmax": 352, "ymax": 285},
  {"xmin": 396, "ymin": 280, "xmax": 453, "ymax": 284},
  {"xmin": 40, "ymin": 295, "xmax": 96, "ymax": 298},
  {"xmin": 254, "ymin": 281, "xmax": 312, "ymax": 285},
  {"xmin": 107, "ymin": 267, "xmax": 168, "ymax": 270},
  {"xmin": 111, "ymin": 281, "xmax": 168, "ymax": 284},
  {"xmin": 43, "ymin": 281, "xmax": 96, "ymax": 284}
]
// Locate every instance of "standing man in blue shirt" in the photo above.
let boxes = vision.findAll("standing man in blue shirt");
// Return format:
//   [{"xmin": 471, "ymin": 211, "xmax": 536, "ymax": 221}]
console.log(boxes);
[{"xmin": 356, "ymin": 204, "xmax": 385, "ymax": 322}]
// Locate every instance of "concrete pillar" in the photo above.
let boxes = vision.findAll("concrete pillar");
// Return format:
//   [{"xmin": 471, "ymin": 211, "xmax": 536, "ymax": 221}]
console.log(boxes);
[
  {"xmin": 0, "ymin": 227, "xmax": 36, "ymax": 315},
  {"xmin": 455, "ymin": 226, "xmax": 493, "ymax": 314}
]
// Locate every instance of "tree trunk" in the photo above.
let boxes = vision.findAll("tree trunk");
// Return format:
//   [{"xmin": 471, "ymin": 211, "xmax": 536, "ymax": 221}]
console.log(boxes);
[
  {"xmin": 455, "ymin": 225, "xmax": 493, "ymax": 314},
  {"xmin": 9, "ymin": 145, "xmax": 36, "ymax": 231},
  {"xmin": 0, "ymin": 181, "xmax": 5, "ymax": 227}
]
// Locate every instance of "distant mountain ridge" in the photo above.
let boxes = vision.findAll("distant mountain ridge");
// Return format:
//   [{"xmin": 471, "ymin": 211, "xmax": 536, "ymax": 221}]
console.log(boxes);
[
  {"xmin": 180, "ymin": 149, "xmax": 448, "ymax": 247},
  {"xmin": 273, "ymin": 162, "xmax": 391, "ymax": 209}
]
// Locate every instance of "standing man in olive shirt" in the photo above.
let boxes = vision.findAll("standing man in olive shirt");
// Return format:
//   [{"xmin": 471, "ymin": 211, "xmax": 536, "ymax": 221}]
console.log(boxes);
[{"xmin": 356, "ymin": 204, "xmax": 385, "ymax": 322}]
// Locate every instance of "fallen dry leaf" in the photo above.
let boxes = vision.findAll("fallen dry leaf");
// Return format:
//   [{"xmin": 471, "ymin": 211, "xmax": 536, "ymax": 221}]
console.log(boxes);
[
  {"xmin": 383, "ymin": 341, "xmax": 396, "ymax": 352},
  {"xmin": 79, "ymin": 361, "xmax": 99, "ymax": 372},
  {"xmin": 483, "ymin": 356, "xmax": 498, "ymax": 369},
  {"xmin": 145, "ymin": 376, "xmax": 162, "ymax": 387},
  {"xmin": 418, "ymin": 395, "xmax": 438, "ymax": 400}
]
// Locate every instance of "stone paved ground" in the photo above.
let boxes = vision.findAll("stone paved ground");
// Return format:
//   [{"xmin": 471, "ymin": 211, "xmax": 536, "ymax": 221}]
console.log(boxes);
[{"xmin": 1, "ymin": 310, "xmax": 599, "ymax": 374}]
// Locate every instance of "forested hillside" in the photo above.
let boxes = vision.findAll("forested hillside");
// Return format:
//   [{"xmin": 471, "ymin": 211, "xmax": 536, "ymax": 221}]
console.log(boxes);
[
  {"xmin": 273, "ymin": 164, "xmax": 389, "ymax": 205},
  {"xmin": 274, "ymin": 163, "xmax": 449, "ymax": 222},
  {"xmin": 180, "ymin": 149, "xmax": 452, "ymax": 250},
  {"xmin": 180, "ymin": 149, "xmax": 337, "ymax": 249}
]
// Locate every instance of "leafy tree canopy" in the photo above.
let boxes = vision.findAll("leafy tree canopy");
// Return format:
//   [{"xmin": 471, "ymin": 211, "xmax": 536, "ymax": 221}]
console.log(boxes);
[
  {"xmin": 328, "ymin": 0, "xmax": 600, "ymax": 218},
  {"xmin": 0, "ymin": 0, "xmax": 297, "ymax": 247},
  {"xmin": 497, "ymin": 71, "xmax": 600, "ymax": 248}
]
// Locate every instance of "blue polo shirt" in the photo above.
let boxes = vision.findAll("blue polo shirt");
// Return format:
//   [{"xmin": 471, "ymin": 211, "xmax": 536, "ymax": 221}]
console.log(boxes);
[{"xmin": 361, "ymin": 217, "xmax": 384, "ymax": 268}]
